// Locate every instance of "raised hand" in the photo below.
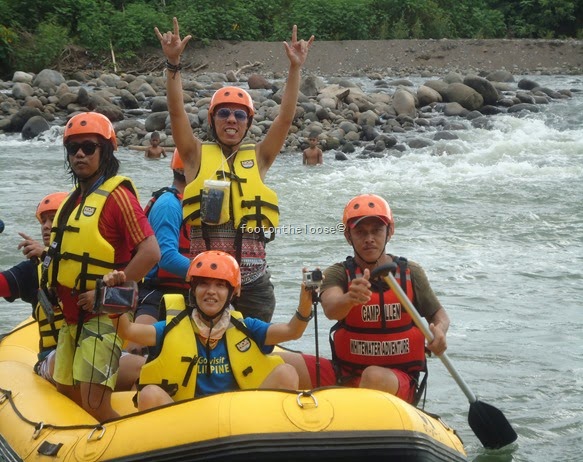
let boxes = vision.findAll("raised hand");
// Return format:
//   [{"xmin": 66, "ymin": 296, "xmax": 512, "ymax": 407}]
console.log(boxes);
[
  {"xmin": 17, "ymin": 232, "xmax": 44, "ymax": 260},
  {"xmin": 154, "ymin": 16, "xmax": 192, "ymax": 64},
  {"xmin": 283, "ymin": 25, "xmax": 314, "ymax": 69},
  {"xmin": 346, "ymin": 268, "xmax": 372, "ymax": 305}
]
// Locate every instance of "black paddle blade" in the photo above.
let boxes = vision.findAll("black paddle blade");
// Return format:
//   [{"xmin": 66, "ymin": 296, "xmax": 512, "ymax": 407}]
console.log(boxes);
[{"xmin": 468, "ymin": 399, "xmax": 518, "ymax": 449}]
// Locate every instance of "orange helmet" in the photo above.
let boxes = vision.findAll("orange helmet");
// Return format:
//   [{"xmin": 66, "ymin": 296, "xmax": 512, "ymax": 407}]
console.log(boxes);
[
  {"xmin": 36, "ymin": 192, "xmax": 68, "ymax": 223},
  {"xmin": 63, "ymin": 112, "xmax": 118, "ymax": 150},
  {"xmin": 171, "ymin": 148, "xmax": 184, "ymax": 170},
  {"xmin": 342, "ymin": 194, "xmax": 394, "ymax": 237},
  {"xmin": 186, "ymin": 250, "xmax": 241, "ymax": 294},
  {"xmin": 207, "ymin": 86, "xmax": 254, "ymax": 126}
]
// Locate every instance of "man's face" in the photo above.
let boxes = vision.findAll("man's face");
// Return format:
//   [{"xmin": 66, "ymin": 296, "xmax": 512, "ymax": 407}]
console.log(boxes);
[
  {"xmin": 213, "ymin": 104, "xmax": 249, "ymax": 146},
  {"xmin": 65, "ymin": 134, "xmax": 102, "ymax": 180},
  {"xmin": 346, "ymin": 217, "xmax": 389, "ymax": 261}
]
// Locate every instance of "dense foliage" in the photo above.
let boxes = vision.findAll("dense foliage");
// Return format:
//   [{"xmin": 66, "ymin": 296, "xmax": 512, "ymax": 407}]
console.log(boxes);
[{"xmin": 0, "ymin": 0, "xmax": 580, "ymax": 77}]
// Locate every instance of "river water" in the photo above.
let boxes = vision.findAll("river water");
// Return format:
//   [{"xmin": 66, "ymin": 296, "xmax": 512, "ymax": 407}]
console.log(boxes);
[{"xmin": 1, "ymin": 75, "xmax": 582, "ymax": 461}]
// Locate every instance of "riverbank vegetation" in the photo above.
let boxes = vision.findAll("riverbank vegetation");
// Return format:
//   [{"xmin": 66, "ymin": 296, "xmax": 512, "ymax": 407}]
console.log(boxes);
[{"xmin": 0, "ymin": 0, "xmax": 580, "ymax": 77}]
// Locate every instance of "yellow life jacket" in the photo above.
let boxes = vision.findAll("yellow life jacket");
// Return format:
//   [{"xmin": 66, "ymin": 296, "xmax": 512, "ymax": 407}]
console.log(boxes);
[
  {"xmin": 33, "ymin": 262, "xmax": 64, "ymax": 357},
  {"xmin": 182, "ymin": 143, "xmax": 279, "ymax": 232},
  {"xmin": 138, "ymin": 294, "xmax": 283, "ymax": 402},
  {"xmin": 46, "ymin": 176, "xmax": 137, "ymax": 292}
]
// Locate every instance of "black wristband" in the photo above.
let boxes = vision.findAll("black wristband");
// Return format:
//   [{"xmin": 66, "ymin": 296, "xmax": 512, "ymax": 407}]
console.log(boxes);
[
  {"xmin": 165, "ymin": 60, "xmax": 182, "ymax": 79},
  {"xmin": 295, "ymin": 309, "xmax": 313, "ymax": 322}
]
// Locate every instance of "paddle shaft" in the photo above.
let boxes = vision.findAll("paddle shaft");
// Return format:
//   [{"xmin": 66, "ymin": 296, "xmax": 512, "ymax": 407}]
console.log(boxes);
[{"xmin": 382, "ymin": 273, "xmax": 478, "ymax": 404}]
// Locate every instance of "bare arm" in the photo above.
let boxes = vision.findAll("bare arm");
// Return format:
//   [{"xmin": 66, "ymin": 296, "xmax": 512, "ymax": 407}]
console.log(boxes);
[
  {"xmin": 264, "ymin": 282, "xmax": 313, "ymax": 345},
  {"xmin": 123, "ymin": 235, "xmax": 160, "ymax": 282},
  {"xmin": 317, "ymin": 149, "xmax": 323, "ymax": 164},
  {"xmin": 155, "ymin": 17, "xmax": 201, "ymax": 184},
  {"xmin": 302, "ymin": 150, "xmax": 307, "ymax": 165},
  {"xmin": 114, "ymin": 313, "xmax": 157, "ymax": 346},
  {"xmin": 320, "ymin": 268, "xmax": 372, "ymax": 321},
  {"xmin": 256, "ymin": 25, "xmax": 314, "ymax": 178}
]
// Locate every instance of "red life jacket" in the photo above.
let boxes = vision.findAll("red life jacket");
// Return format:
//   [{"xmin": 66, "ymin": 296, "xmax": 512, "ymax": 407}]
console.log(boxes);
[
  {"xmin": 144, "ymin": 187, "xmax": 191, "ymax": 290},
  {"xmin": 330, "ymin": 256, "xmax": 426, "ymax": 377}
]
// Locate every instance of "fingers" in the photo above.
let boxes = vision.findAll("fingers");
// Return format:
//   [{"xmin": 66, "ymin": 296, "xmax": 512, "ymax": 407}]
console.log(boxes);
[
  {"xmin": 18, "ymin": 232, "xmax": 32, "ymax": 240},
  {"xmin": 154, "ymin": 26, "xmax": 163, "ymax": 40},
  {"xmin": 291, "ymin": 24, "xmax": 297, "ymax": 43},
  {"xmin": 173, "ymin": 16, "xmax": 179, "ymax": 35},
  {"xmin": 103, "ymin": 270, "xmax": 126, "ymax": 286},
  {"xmin": 77, "ymin": 291, "xmax": 95, "ymax": 312}
]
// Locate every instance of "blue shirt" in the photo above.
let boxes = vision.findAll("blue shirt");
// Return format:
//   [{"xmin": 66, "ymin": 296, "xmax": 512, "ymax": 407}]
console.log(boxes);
[
  {"xmin": 145, "ymin": 188, "xmax": 190, "ymax": 281},
  {"xmin": 153, "ymin": 316, "xmax": 273, "ymax": 396}
]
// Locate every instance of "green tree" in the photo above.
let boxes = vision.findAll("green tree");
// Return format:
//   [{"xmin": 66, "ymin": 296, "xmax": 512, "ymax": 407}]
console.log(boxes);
[{"xmin": 13, "ymin": 20, "xmax": 69, "ymax": 72}]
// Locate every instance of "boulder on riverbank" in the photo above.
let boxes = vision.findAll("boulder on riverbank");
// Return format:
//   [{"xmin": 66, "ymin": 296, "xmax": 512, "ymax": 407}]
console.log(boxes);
[{"xmin": 0, "ymin": 38, "xmax": 580, "ymax": 156}]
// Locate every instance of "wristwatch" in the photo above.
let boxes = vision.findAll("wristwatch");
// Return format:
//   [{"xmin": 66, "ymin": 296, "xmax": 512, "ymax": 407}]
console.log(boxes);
[{"xmin": 295, "ymin": 309, "xmax": 313, "ymax": 322}]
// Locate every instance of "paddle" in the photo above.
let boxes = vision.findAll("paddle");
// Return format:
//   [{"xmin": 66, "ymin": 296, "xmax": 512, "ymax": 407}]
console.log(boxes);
[{"xmin": 370, "ymin": 263, "xmax": 518, "ymax": 450}]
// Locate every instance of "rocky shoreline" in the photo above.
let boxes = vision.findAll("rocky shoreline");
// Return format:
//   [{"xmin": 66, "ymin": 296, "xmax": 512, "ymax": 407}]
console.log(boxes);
[{"xmin": 0, "ymin": 38, "xmax": 581, "ymax": 157}]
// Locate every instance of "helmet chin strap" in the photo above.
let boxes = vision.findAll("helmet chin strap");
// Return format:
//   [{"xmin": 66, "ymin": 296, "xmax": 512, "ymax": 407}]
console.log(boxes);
[{"xmin": 189, "ymin": 286, "xmax": 234, "ymax": 323}]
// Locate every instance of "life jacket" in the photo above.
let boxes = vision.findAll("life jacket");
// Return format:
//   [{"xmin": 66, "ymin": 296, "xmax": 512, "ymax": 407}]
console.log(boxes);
[
  {"xmin": 182, "ymin": 143, "xmax": 279, "ymax": 232},
  {"xmin": 43, "ymin": 176, "xmax": 136, "ymax": 293},
  {"xmin": 33, "ymin": 263, "xmax": 64, "ymax": 358},
  {"xmin": 143, "ymin": 187, "xmax": 190, "ymax": 290},
  {"xmin": 137, "ymin": 294, "xmax": 283, "ymax": 402},
  {"xmin": 330, "ymin": 256, "xmax": 426, "ymax": 377}
]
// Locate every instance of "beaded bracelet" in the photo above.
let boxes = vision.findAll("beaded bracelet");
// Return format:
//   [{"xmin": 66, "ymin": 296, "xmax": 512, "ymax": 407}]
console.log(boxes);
[{"xmin": 165, "ymin": 60, "xmax": 182, "ymax": 79}]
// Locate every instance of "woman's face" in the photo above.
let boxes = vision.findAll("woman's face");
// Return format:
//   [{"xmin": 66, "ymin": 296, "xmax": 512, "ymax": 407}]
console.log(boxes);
[{"xmin": 194, "ymin": 278, "xmax": 230, "ymax": 316}]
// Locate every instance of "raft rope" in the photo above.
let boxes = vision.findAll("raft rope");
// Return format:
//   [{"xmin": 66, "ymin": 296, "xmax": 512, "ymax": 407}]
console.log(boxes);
[{"xmin": 0, "ymin": 387, "xmax": 105, "ymax": 438}]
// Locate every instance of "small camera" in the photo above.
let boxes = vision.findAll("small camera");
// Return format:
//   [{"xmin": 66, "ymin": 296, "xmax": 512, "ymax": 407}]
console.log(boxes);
[
  {"xmin": 94, "ymin": 279, "xmax": 138, "ymax": 315},
  {"xmin": 303, "ymin": 269, "xmax": 323, "ymax": 289}
]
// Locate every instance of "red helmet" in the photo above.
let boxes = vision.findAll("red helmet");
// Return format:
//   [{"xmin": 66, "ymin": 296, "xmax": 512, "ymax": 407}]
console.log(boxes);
[
  {"xmin": 35, "ymin": 192, "xmax": 68, "ymax": 223},
  {"xmin": 207, "ymin": 86, "xmax": 254, "ymax": 126},
  {"xmin": 342, "ymin": 194, "xmax": 394, "ymax": 238},
  {"xmin": 186, "ymin": 250, "xmax": 241, "ymax": 294},
  {"xmin": 171, "ymin": 148, "xmax": 184, "ymax": 170},
  {"xmin": 64, "ymin": 112, "xmax": 118, "ymax": 150}
]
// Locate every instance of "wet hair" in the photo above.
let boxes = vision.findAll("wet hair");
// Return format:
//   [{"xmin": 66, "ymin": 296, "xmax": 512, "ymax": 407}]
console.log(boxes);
[{"xmin": 151, "ymin": 131, "xmax": 160, "ymax": 140}]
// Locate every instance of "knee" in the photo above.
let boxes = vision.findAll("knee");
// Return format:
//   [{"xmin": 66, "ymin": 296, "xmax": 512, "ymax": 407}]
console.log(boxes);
[
  {"xmin": 138, "ymin": 384, "xmax": 172, "ymax": 411},
  {"xmin": 360, "ymin": 366, "xmax": 398, "ymax": 394},
  {"xmin": 268, "ymin": 364, "xmax": 300, "ymax": 390}
]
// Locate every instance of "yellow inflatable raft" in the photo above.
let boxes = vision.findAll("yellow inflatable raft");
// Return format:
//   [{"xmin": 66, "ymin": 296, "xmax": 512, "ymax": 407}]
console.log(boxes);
[{"xmin": 0, "ymin": 318, "xmax": 466, "ymax": 461}]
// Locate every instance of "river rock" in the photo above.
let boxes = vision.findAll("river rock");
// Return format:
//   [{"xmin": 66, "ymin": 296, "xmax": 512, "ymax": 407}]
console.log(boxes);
[
  {"xmin": 21, "ymin": 115, "xmax": 50, "ymax": 140},
  {"xmin": 32, "ymin": 69, "xmax": 66, "ymax": 94},
  {"xmin": 443, "ymin": 83, "xmax": 484, "ymax": 110}
]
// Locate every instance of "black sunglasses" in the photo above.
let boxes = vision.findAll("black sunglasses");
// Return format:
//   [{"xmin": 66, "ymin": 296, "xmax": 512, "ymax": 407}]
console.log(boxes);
[
  {"xmin": 215, "ymin": 108, "xmax": 248, "ymax": 121},
  {"xmin": 65, "ymin": 141, "xmax": 101, "ymax": 156}
]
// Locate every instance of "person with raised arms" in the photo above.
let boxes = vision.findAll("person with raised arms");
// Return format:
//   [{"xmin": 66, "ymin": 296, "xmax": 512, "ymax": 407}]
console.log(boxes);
[{"xmin": 154, "ymin": 17, "xmax": 314, "ymax": 322}]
